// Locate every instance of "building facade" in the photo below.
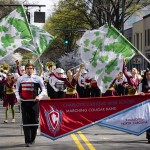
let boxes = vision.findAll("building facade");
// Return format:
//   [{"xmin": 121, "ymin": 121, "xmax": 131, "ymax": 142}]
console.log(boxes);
[{"xmin": 124, "ymin": 14, "xmax": 150, "ymax": 71}]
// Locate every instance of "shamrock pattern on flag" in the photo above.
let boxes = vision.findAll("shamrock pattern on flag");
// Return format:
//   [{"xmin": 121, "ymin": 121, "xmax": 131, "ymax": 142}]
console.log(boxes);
[
  {"xmin": 78, "ymin": 24, "xmax": 137, "ymax": 93},
  {"xmin": 21, "ymin": 25, "xmax": 55, "ymax": 56},
  {"xmin": 0, "ymin": 6, "xmax": 32, "ymax": 59}
]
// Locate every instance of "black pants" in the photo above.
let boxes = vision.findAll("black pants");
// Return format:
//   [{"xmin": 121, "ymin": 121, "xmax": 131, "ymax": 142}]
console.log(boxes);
[
  {"xmin": 77, "ymin": 86, "xmax": 85, "ymax": 98},
  {"xmin": 56, "ymin": 91, "xmax": 64, "ymax": 99},
  {"xmin": 47, "ymin": 82, "xmax": 56, "ymax": 98},
  {"xmin": 146, "ymin": 129, "xmax": 150, "ymax": 140},
  {"xmin": 84, "ymin": 86, "xmax": 91, "ymax": 97},
  {"xmin": 21, "ymin": 101, "xmax": 39, "ymax": 144},
  {"xmin": 91, "ymin": 87, "xmax": 101, "ymax": 97}
]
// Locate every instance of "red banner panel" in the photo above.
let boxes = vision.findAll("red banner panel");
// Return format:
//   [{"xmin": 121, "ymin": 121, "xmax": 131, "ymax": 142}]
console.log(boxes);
[{"xmin": 39, "ymin": 95, "xmax": 150, "ymax": 140}]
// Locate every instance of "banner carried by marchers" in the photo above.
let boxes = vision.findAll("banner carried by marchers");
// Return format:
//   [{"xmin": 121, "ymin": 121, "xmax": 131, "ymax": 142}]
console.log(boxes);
[{"xmin": 40, "ymin": 95, "xmax": 150, "ymax": 140}]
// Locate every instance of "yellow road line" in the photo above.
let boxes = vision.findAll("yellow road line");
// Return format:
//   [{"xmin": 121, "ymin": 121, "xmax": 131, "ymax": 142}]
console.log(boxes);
[
  {"xmin": 71, "ymin": 134, "xmax": 85, "ymax": 150},
  {"xmin": 78, "ymin": 131, "xmax": 96, "ymax": 150}
]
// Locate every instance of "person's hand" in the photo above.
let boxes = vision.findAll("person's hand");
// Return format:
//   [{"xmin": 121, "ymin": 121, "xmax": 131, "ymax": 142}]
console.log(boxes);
[
  {"xmin": 40, "ymin": 63, "xmax": 43, "ymax": 68},
  {"xmin": 139, "ymin": 92, "xmax": 145, "ymax": 96},
  {"xmin": 17, "ymin": 99, "xmax": 21, "ymax": 103},
  {"xmin": 15, "ymin": 60, "xmax": 19, "ymax": 66},
  {"xmin": 35, "ymin": 96, "xmax": 40, "ymax": 102},
  {"xmin": 80, "ymin": 64, "xmax": 84, "ymax": 68},
  {"xmin": 54, "ymin": 88, "xmax": 59, "ymax": 92},
  {"xmin": 123, "ymin": 58, "xmax": 126, "ymax": 64}
]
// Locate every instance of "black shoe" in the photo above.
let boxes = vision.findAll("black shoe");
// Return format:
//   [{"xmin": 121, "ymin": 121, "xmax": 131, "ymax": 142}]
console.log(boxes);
[
  {"xmin": 148, "ymin": 139, "xmax": 150, "ymax": 143},
  {"xmin": 25, "ymin": 143, "xmax": 31, "ymax": 147}
]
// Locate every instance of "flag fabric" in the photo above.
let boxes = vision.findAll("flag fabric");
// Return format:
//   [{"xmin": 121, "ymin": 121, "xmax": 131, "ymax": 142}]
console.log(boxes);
[
  {"xmin": 0, "ymin": 6, "xmax": 32, "ymax": 59},
  {"xmin": 77, "ymin": 24, "xmax": 137, "ymax": 93},
  {"xmin": 39, "ymin": 95, "xmax": 150, "ymax": 140},
  {"xmin": 21, "ymin": 25, "xmax": 55, "ymax": 55}
]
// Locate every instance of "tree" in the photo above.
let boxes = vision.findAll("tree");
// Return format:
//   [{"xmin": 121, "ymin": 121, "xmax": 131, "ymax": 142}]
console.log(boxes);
[
  {"xmin": 0, "ymin": 0, "xmax": 20, "ymax": 19},
  {"xmin": 61, "ymin": 0, "xmax": 150, "ymax": 31},
  {"xmin": 42, "ymin": 0, "xmax": 150, "ymax": 68},
  {"xmin": 43, "ymin": 0, "xmax": 90, "ymax": 62}
]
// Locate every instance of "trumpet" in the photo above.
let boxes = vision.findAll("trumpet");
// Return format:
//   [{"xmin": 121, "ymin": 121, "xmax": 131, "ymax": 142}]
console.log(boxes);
[
  {"xmin": 0, "ymin": 64, "xmax": 10, "ymax": 74},
  {"xmin": 46, "ymin": 61, "xmax": 56, "ymax": 71}
]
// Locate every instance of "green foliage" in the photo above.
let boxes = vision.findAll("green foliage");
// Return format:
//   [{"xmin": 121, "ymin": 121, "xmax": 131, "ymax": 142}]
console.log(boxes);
[
  {"xmin": 0, "ymin": 0, "xmax": 20, "ymax": 19},
  {"xmin": 43, "ymin": 0, "xmax": 90, "ymax": 59}
]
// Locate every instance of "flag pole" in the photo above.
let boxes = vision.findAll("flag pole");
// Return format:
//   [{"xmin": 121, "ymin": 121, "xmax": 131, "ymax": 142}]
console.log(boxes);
[
  {"xmin": 136, "ymin": 50, "xmax": 150, "ymax": 64},
  {"xmin": 111, "ymin": 25, "xmax": 150, "ymax": 64}
]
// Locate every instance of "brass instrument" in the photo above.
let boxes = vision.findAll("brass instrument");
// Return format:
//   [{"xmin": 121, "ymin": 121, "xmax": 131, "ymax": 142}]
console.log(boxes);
[
  {"xmin": 46, "ymin": 61, "xmax": 56, "ymax": 71},
  {"xmin": 0, "ymin": 63, "xmax": 10, "ymax": 74}
]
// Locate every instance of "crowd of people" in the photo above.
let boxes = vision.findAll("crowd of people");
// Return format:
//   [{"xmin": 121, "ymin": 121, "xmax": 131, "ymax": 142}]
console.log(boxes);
[{"xmin": 0, "ymin": 59, "xmax": 150, "ymax": 146}]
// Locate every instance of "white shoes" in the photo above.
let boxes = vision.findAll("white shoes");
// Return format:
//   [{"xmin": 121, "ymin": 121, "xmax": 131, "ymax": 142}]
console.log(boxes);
[
  {"xmin": 4, "ymin": 120, "xmax": 8, "ymax": 123},
  {"xmin": 4, "ymin": 119, "xmax": 15, "ymax": 123},
  {"xmin": 12, "ymin": 119, "xmax": 15, "ymax": 123}
]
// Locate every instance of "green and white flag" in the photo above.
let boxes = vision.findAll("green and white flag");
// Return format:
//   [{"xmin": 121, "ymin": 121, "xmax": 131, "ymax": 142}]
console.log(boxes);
[
  {"xmin": 0, "ymin": 6, "xmax": 32, "ymax": 59},
  {"xmin": 21, "ymin": 25, "xmax": 55, "ymax": 56},
  {"xmin": 78, "ymin": 24, "xmax": 137, "ymax": 93}
]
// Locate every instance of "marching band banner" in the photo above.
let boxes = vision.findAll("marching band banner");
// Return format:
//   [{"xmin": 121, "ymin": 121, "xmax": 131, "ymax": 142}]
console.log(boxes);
[{"xmin": 39, "ymin": 95, "xmax": 150, "ymax": 140}]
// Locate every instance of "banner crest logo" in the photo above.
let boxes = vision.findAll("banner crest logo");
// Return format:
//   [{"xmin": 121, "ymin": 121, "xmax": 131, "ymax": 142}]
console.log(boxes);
[{"xmin": 45, "ymin": 106, "xmax": 62, "ymax": 136}]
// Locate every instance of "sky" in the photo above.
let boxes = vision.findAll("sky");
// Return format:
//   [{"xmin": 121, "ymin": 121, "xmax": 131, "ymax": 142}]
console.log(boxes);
[{"xmin": 18, "ymin": 0, "xmax": 60, "ymax": 27}]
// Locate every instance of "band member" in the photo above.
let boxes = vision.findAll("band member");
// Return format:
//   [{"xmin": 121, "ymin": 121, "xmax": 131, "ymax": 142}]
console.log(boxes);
[
  {"xmin": 43, "ymin": 61, "xmax": 56, "ymax": 98},
  {"xmin": 50, "ymin": 64, "xmax": 84, "ymax": 98},
  {"xmin": 0, "ymin": 73, "xmax": 5, "ymax": 101},
  {"xmin": 49, "ymin": 68, "xmax": 65, "ymax": 99},
  {"xmin": 91, "ymin": 77, "xmax": 101, "ymax": 97},
  {"xmin": 84, "ymin": 73, "xmax": 92, "ymax": 97},
  {"xmin": 15, "ymin": 63, "xmax": 46, "ymax": 147},
  {"xmin": 15, "ymin": 60, "xmax": 43, "ymax": 76},
  {"xmin": 77, "ymin": 69, "xmax": 87, "ymax": 98},
  {"xmin": 123, "ymin": 59, "xmax": 140, "ymax": 95},
  {"xmin": 102, "ymin": 79, "xmax": 118, "ymax": 97},
  {"xmin": 138, "ymin": 68, "xmax": 150, "ymax": 143},
  {"xmin": 1, "ymin": 73, "xmax": 17, "ymax": 123},
  {"xmin": 115, "ymin": 72, "xmax": 127, "ymax": 96}
]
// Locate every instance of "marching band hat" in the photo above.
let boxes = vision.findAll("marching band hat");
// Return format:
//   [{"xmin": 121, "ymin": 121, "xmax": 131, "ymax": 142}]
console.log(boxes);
[
  {"xmin": 55, "ymin": 68, "xmax": 64, "ymax": 74},
  {"xmin": 81, "ymin": 69, "xmax": 87, "ymax": 74}
]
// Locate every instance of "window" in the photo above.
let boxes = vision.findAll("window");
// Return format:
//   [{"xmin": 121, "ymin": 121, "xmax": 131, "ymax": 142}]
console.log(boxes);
[
  {"xmin": 141, "ymin": 33, "xmax": 142, "ymax": 51},
  {"xmin": 145, "ymin": 30, "xmax": 147, "ymax": 46},
  {"xmin": 148, "ymin": 29, "xmax": 150, "ymax": 46},
  {"xmin": 136, "ymin": 33, "xmax": 139, "ymax": 50}
]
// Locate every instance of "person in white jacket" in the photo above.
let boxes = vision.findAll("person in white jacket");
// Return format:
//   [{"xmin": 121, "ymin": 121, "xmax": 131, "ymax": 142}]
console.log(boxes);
[
  {"xmin": 15, "ymin": 63, "xmax": 46, "ymax": 147},
  {"xmin": 49, "ymin": 68, "xmax": 65, "ymax": 98},
  {"xmin": 77, "ymin": 69, "xmax": 87, "ymax": 98}
]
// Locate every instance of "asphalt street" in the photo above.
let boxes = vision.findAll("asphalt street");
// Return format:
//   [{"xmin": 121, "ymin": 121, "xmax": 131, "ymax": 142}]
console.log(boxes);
[{"xmin": 0, "ymin": 101, "xmax": 150, "ymax": 150}]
